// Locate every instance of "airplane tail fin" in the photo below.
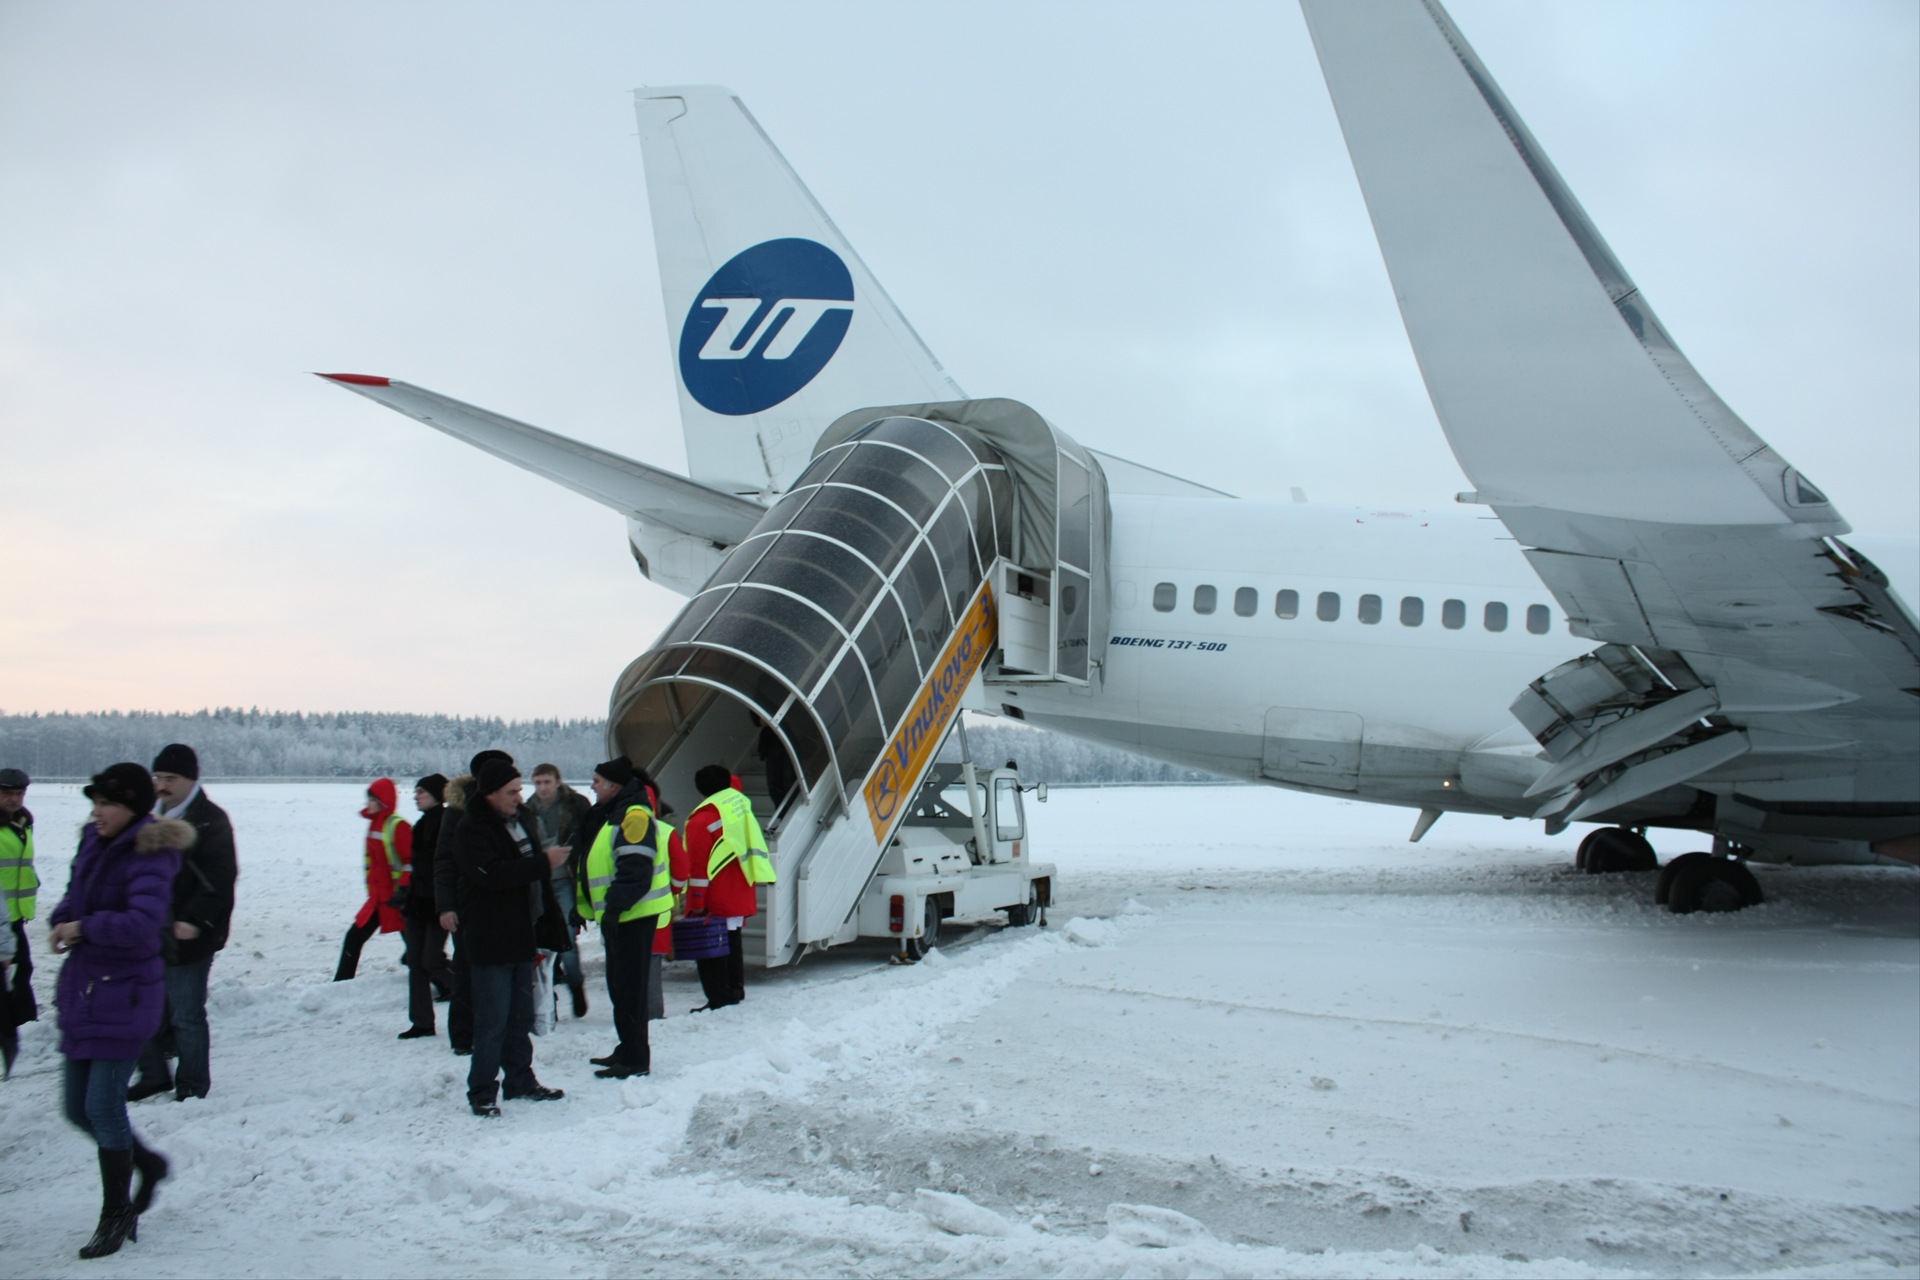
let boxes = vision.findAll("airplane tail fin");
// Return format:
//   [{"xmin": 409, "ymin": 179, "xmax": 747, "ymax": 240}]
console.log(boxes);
[{"xmin": 635, "ymin": 87, "xmax": 964, "ymax": 498}]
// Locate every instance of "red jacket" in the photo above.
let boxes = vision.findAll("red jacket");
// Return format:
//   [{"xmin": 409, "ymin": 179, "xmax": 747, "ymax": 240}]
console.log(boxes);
[
  {"xmin": 354, "ymin": 777, "xmax": 412, "ymax": 934},
  {"xmin": 684, "ymin": 799, "xmax": 758, "ymax": 920}
]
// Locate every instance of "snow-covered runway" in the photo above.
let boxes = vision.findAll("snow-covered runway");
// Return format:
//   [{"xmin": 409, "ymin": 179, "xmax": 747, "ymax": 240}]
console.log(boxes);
[{"xmin": 3, "ymin": 783, "xmax": 1915, "ymax": 1277}]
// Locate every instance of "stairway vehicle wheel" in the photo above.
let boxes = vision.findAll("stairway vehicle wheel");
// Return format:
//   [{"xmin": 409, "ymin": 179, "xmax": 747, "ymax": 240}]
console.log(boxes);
[
  {"xmin": 1579, "ymin": 827, "xmax": 1657, "ymax": 873},
  {"xmin": 904, "ymin": 898, "xmax": 943, "ymax": 960},
  {"xmin": 1665, "ymin": 853, "xmax": 1764, "ymax": 914},
  {"xmin": 1006, "ymin": 882, "xmax": 1041, "ymax": 928}
]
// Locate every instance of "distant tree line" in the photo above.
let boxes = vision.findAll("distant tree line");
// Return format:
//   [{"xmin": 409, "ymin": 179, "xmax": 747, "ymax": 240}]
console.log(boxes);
[
  {"xmin": 0, "ymin": 708, "xmax": 1229, "ymax": 786},
  {"xmin": 0, "ymin": 708, "xmax": 606, "ymax": 781}
]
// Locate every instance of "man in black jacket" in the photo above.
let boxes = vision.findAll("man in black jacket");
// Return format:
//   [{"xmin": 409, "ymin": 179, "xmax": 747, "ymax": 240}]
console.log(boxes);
[
  {"xmin": 451, "ymin": 758, "xmax": 570, "ymax": 1116},
  {"xmin": 397, "ymin": 773, "xmax": 453, "ymax": 1039},
  {"xmin": 132, "ymin": 744, "xmax": 239, "ymax": 1102},
  {"xmin": 434, "ymin": 750, "xmax": 512, "ymax": 1055}
]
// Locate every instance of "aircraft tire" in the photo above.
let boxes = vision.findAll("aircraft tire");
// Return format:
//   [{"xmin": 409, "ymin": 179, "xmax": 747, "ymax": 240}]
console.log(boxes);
[
  {"xmin": 1581, "ymin": 827, "xmax": 1658, "ymax": 874},
  {"xmin": 1665, "ymin": 854, "xmax": 1763, "ymax": 914},
  {"xmin": 1654, "ymin": 852, "xmax": 1705, "ymax": 904}
]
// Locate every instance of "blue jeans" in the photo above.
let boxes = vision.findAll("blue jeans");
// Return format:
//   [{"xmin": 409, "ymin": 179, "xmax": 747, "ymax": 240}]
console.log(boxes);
[
  {"xmin": 167, "ymin": 956, "xmax": 214, "ymax": 1097},
  {"xmin": 467, "ymin": 961, "xmax": 536, "ymax": 1105},
  {"xmin": 136, "ymin": 955, "xmax": 216, "ymax": 1097},
  {"xmin": 63, "ymin": 1057, "xmax": 137, "ymax": 1150}
]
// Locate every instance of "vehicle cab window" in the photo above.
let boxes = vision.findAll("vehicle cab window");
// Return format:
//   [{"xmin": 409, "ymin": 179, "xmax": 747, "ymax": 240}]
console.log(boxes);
[{"xmin": 993, "ymin": 776, "xmax": 1025, "ymax": 842}]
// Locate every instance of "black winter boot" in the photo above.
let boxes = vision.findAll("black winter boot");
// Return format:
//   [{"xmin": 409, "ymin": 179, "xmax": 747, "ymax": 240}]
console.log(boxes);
[
  {"xmin": 130, "ymin": 1138, "xmax": 169, "ymax": 1214},
  {"xmin": 78, "ymin": 1148, "xmax": 137, "ymax": 1258}
]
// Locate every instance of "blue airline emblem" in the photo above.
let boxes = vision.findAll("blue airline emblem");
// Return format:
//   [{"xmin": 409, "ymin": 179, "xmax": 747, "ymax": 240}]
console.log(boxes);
[{"xmin": 679, "ymin": 238, "xmax": 854, "ymax": 416}]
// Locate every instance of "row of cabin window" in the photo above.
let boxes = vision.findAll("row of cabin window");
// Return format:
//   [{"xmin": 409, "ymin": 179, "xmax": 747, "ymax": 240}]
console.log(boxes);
[{"xmin": 1151, "ymin": 583, "xmax": 1552, "ymax": 634}]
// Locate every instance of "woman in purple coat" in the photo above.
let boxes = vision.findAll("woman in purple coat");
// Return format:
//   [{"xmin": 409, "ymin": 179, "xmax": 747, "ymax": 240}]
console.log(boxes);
[{"xmin": 49, "ymin": 763, "xmax": 195, "ymax": 1259}]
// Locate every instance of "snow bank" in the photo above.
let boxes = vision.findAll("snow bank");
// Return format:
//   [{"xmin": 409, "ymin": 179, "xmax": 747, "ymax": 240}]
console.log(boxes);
[{"xmin": 1, "ymin": 782, "xmax": 1913, "ymax": 1278}]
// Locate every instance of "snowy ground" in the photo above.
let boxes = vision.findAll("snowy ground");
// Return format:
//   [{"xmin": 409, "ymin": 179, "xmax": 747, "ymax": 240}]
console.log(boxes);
[{"xmin": 2, "ymin": 781, "xmax": 1916, "ymax": 1278}]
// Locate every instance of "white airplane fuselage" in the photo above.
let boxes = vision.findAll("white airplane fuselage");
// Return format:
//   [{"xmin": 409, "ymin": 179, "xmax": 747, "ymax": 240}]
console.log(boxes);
[{"xmin": 999, "ymin": 495, "xmax": 1588, "ymax": 818}]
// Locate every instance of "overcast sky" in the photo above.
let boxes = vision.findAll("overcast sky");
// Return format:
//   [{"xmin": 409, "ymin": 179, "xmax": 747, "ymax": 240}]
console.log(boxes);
[{"xmin": 3, "ymin": 1, "xmax": 1914, "ymax": 719}]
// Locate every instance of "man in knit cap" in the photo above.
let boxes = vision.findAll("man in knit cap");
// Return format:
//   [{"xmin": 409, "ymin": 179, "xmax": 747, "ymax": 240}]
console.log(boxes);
[
  {"xmin": 130, "ymin": 744, "xmax": 237, "ymax": 1102},
  {"xmin": 449, "ymin": 758, "xmax": 571, "ymax": 1115}
]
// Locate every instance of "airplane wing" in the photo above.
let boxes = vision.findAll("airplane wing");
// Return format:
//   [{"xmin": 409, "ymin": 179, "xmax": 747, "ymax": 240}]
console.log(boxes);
[
  {"xmin": 1301, "ymin": 1, "xmax": 1919, "ymax": 843},
  {"xmin": 315, "ymin": 374, "xmax": 764, "ymax": 547}
]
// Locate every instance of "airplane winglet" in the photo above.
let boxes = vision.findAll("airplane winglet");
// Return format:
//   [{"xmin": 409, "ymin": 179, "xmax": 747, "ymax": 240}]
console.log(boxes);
[{"xmin": 315, "ymin": 373, "xmax": 392, "ymax": 386}]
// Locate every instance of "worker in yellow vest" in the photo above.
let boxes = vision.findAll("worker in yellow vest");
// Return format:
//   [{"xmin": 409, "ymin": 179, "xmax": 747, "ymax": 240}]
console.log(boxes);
[
  {"xmin": 0, "ymin": 766, "xmax": 37, "ymax": 1076},
  {"xmin": 577, "ymin": 796, "xmax": 678, "ymax": 1078},
  {"xmin": 684, "ymin": 764, "xmax": 776, "ymax": 1011}
]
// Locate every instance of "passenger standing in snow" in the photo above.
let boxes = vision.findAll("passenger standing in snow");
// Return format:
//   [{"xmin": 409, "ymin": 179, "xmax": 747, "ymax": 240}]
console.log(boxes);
[
  {"xmin": 577, "ymin": 763, "xmax": 678, "ymax": 1079},
  {"xmin": 450, "ymin": 759, "xmax": 570, "ymax": 1116},
  {"xmin": 334, "ymin": 779, "xmax": 411, "ymax": 982},
  {"xmin": 130, "ymin": 744, "xmax": 237, "ymax": 1102},
  {"xmin": 0, "ymin": 765, "xmax": 38, "ymax": 1077},
  {"xmin": 398, "ymin": 774, "xmax": 453, "ymax": 1039},
  {"xmin": 684, "ymin": 764, "xmax": 775, "ymax": 1012},
  {"xmin": 527, "ymin": 763, "xmax": 590, "ymax": 1019},
  {"xmin": 49, "ymin": 764, "xmax": 193, "ymax": 1259},
  {"xmin": 435, "ymin": 751, "xmax": 515, "ymax": 1056}
]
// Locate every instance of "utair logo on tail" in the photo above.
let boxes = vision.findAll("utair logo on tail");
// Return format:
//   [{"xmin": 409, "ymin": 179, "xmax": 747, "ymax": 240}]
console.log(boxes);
[{"xmin": 678, "ymin": 238, "xmax": 854, "ymax": 416}]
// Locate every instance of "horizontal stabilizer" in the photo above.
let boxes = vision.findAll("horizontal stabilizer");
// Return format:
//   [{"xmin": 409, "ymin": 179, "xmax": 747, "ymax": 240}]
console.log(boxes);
[{"xmin": 314, "ymin": 375, "xmax": 763, "ymax": 546}]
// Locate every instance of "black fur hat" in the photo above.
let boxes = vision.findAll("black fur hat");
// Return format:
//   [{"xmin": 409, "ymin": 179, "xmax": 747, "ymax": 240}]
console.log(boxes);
[{"xmin": 85, "ymin": 763, "xmax": 157, "ymax": 817}]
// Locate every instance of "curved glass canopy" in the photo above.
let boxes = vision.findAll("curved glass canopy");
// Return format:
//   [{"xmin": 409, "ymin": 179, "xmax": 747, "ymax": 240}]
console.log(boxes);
[{"xmin": 611, "ymin": 416, "xmax": 1015, "ymax": 801}]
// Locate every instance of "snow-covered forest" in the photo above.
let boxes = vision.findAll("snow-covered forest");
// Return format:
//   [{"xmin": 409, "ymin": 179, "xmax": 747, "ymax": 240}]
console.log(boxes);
[{"xmin": 0, "ymin": 709, "xmax": 1226, "ymax": 786}]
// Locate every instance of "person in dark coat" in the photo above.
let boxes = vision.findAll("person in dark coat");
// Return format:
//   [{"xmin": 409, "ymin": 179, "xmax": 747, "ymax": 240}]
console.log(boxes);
[
  {"xmin": 130, "ymin": 744, "xmax": 238, "ymax": 1102},
  {"xmin": 528, "ymin": 763, "xmax": 591, "ymax": 1018},
  {"xmin": 435, "ymin": 750, "xmax": 513, "ymax": 1056},
  {"xmin": 398, "ymin": 774, "xmax": 453, "ymax": 1039},
  {"xmin": 450, "ymin": 759, "xmax": 570, "ymax": 1116},
  {"xmin": 49, "ymin": 764, "xmax": 195, "ymax": 1258},
  {"xmin": 0, "ymin": 765, "xmax": 37, "ymax": 1078}
]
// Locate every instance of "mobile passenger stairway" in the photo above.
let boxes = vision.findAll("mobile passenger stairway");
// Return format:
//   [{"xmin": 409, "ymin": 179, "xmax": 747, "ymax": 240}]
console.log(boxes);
[{"xmin": 608, "ymin": 399, "xmax": 1107, "ymax": 965}]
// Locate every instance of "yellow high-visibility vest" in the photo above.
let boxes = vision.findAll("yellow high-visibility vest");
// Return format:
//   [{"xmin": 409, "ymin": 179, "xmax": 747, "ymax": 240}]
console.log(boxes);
[
  {"xmin": 579, "ymin": 805, "xmax": 675, "ymax": 925},
  {"xmin": 704, "ymin": 788, "xmax": 775, "ymax": 886},
  {"xmin": 0, "ymin": 819, "xmax": 35, "ymax": 924}
]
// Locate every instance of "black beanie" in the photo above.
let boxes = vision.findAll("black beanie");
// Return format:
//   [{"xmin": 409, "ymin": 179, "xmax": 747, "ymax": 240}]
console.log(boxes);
[
  {"xmin": 151, "ymin": 743, "xmax": 200, "ymax": 780},
  {"xmin": 593, "ymin": 757, "xmax": 635, "ymax": 787},
  {"xmin": 416, "ymin": 773, "xmax": 448, "ymax": 803},
  {"xmin": 474, "ymin": 757, "xmax": 521, "ymax": 800},
  {"xmin": 470, "ymin": 749, "xmax": 512, "ymax": 777},
  {"xmin": 85, "ymin": 763, "xmax": 158, "ymax": 817}
]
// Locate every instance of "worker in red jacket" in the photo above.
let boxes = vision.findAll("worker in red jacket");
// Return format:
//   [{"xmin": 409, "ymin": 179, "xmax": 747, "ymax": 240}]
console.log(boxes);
[
  {"xmin": 335, "ymin": 778, "xmax": 412, "ymax": 981},
  {"xmin": 682, "ymin": 764, "xmax": 775, "ymax": 1011}
]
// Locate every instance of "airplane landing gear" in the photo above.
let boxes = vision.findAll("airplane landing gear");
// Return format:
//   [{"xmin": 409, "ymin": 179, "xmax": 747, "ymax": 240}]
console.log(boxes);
[
  {"xmin": 1576, "ymin": 826, "xmax": 1658, "ymax": 873},
  {"xmin": 1656, "ymin": 851, "xmax": 1763, "ymax": 914}
]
